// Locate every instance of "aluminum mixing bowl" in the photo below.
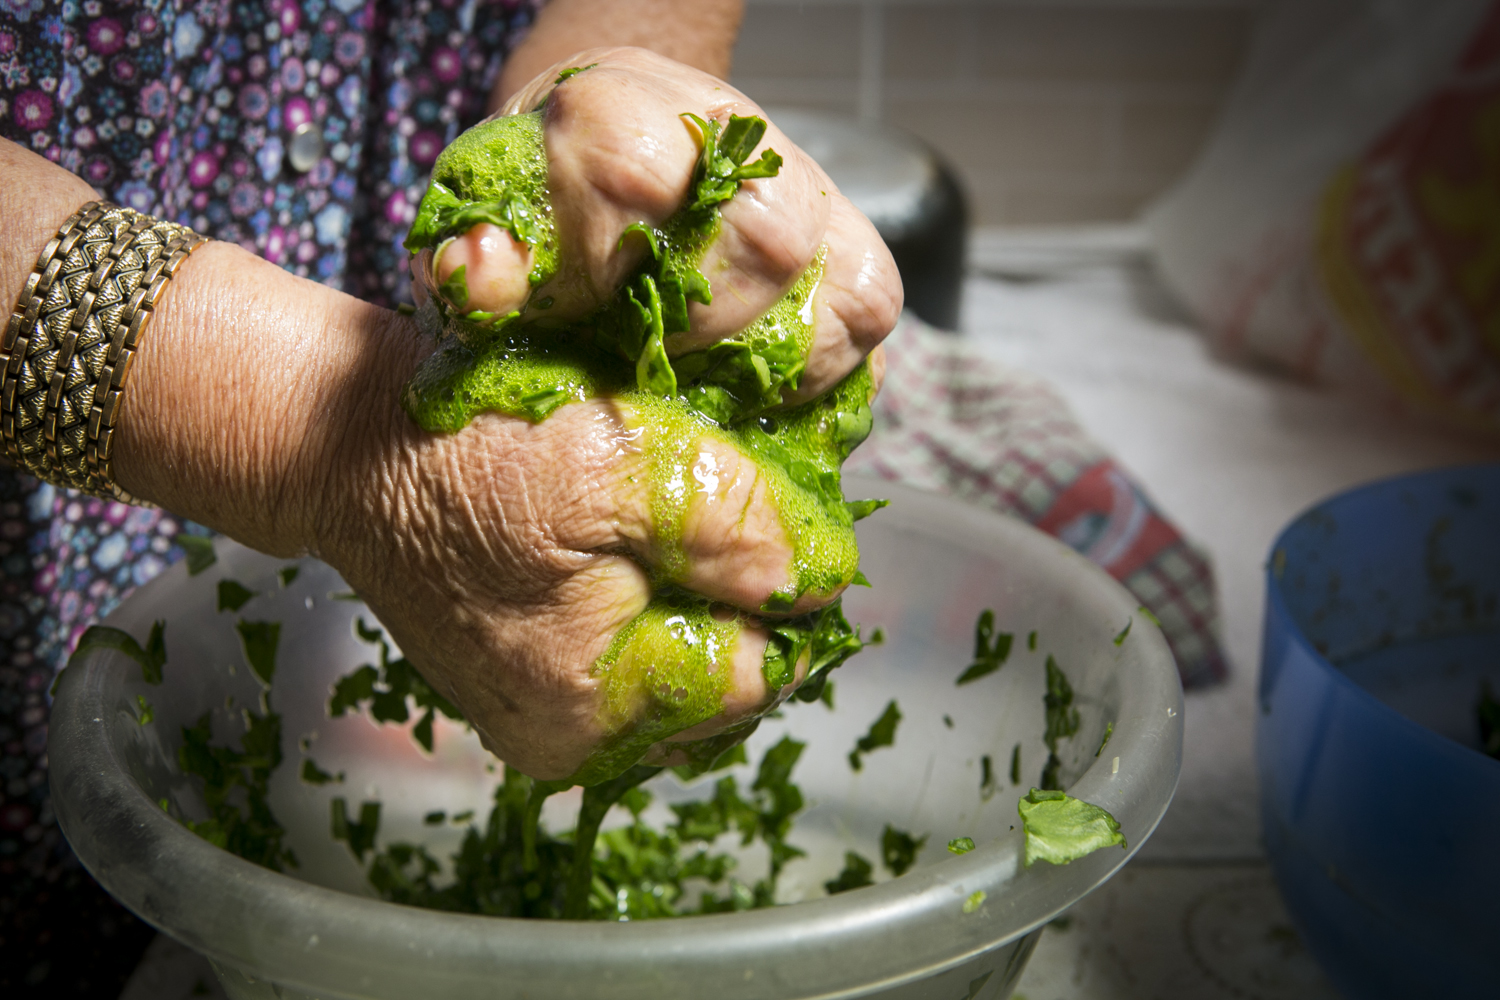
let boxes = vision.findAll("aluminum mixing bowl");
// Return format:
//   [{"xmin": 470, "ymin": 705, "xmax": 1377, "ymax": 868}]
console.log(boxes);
[{"xmin": 50, "ymin": 477, "xmax": 1182, "ymax": 1000}]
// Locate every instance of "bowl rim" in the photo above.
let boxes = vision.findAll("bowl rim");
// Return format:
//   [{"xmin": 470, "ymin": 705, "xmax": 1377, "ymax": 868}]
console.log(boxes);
[
  {"xmin": 51, "ymin": 478, "xmax": 1184, "ymax": 999},
  {"xmin": 1262, "ymin": 461, "xmax": 1500, "ymax": 771}
]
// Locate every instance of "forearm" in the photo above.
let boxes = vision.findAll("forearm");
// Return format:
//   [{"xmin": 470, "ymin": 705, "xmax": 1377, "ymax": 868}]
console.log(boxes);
[
  {"xmin": 492, "ymin": 0, "xmax": 743, "ymax": 109},
  {"xmin": 0, "ymin": 138, "xmax": 422, "ymax": 556}
]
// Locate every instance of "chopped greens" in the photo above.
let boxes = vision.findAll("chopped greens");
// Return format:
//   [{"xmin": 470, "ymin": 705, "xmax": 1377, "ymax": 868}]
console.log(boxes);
[
  {"xmin": 177, "ymin": 705, "xmax": 297, "ymax": 871},
  {"xmin": 1096, "ymin": 722, "xmax": 1114, "ymax": 757},
  {"xmin": 300, "ymin": 759, "xmax": 343, "ymax": 785},
  {"xmin": 848, "ymin": 699, "xmax": 902, "ymax": 771},
  {"xmin": 333, "ymin": 733, "xmax": 816, "ymax": 920},
  {"xmin": 1137, "ymin": 605, "xmax": 1162, "ymax": 628},
  {"xmin": 980, "ymin": 754, "xmax": 998, "ymax": 801},
  {"xmin": 947, "ymin": 837, "xmax": 975, "ymax": 855},
  {"xmin": 1027, "ymin": 631, "xmax": 1037, "ymax": 651},
  {"xmin": 277, "ymin": 566, "xmax": 300, "ymax": 588},
  {"xmin": 179, "ymin": 535, "xmax": 216, "ymax": 575},
  {"xmin": 880, "ymin": 825, "xmax": 928, "ymax": 876},
  {"xmin": 1040, "ymin": 656, "xmax": 1080, "ymax": 791},
  {"xmin": 217, "ymin": 580, "xmax": 255, "ymax": 613},
  {"xmin": 1112, "ymin": 619, "xmax": 1131, "ymax": 646},
  {"xmin": 235, "ymin": 620, "xmax": 281, "ymax": 687},
  {"xmin": 824, "ymin": 851, "xmax": 875, "ymax": 895},
  {"xmin": 1010, "ymin": 743, "xmax": 1022, "ymax": 785},
  {"xmin": 328, "ymin": 619, "xmax": 465, "ymax": 753},
  {"xmin": 956, "ymin": 609, "xmax": 1012, "ymax": 685},
  {"xmin": 1017, "ymin": 788, "xmax": 1126, "ymax": 868},
  {"xmin": 134, "ymin": 694, "xmax": 153, "ymax": 725},
  {"xmin": 963, "ymin": 890, "xmax": 986, "ymax": 913}
]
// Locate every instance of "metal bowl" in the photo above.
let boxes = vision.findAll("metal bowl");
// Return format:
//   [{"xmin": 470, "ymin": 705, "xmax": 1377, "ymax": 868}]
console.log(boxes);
[{"xmin": 50, "ymin": 477, "xmax": 1181, "ymax": 1000}]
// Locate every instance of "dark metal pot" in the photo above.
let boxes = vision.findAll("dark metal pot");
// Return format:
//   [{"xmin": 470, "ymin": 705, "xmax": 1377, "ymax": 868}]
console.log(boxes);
[{"xmin": 770, "ymin": 109, "xmax": 969, "ymax": 332}]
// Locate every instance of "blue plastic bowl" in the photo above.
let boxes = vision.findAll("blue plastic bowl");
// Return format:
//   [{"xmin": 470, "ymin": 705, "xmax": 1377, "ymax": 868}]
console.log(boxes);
[{"xmin": 1259, "ymin": 463, "xmax": 1500, "ymax": 1000}]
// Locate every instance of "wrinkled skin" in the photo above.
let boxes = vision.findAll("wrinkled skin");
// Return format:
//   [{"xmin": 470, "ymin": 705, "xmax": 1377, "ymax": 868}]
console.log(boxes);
[
  {"xmin": 415, "ymin": 47, "xmax": 900, "ymax": 407},
  {"xmin": 103, "ymin": 49, "xmax": 898, "ymax": 781}
]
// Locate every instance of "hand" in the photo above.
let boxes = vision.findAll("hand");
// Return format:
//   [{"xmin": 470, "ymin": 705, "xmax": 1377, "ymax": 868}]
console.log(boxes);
[{"xmin": 414, "ymin": 46, "xmax": 901, "ymax": 406}]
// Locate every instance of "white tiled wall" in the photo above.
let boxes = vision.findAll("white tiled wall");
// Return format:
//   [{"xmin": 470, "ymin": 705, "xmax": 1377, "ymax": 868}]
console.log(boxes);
[{"xmin": 731, "ymin": 0, "xmax": 1260, "ymax": 225}]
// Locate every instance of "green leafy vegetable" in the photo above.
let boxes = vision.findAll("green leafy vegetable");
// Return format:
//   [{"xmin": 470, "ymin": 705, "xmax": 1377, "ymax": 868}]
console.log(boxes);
[
  {"xmin": 330, "ymin": 798, "xmax": 381, "ymax": 863},
  {"xmin": 553, "ymin": 63, "xmax": 597, "ymax": 84},
  {"xmin": 1096, "ymin": 722, "xmax": 1114, "ymax": 757},
  {"xmin": 328, "ymin": 618, "xmax": 465, "ymax": 753},
  {"xmin": 235, "ymin": 620, "xmax": 281, "ymax": 687},
  {"xmin": 179, "ymin": 535, "xmax": 216, "ymax": 575},
  {"xmin": 848, "ymin": 699, "xmax": 902, "ymax": 771},
  {"xmin": 947, "ymin": 837, "xmax": 975, "ymax": 855},
  {"xmin": 217, "ymin": 580, "xmax": 255, "ymax": 613},
  {"xmin": 1137, "ymin": 605, "xmax": 1162, "ymax": 627},
  {"xmin": 177, "ymin": 705, "xmax": 297, "ymax": 871},
  {"xmin": 963, "ymin": 890, "xmax": 986, "ymax": 913},
  {"xmin": 1027, "ymin": 631, "xmax": 1037, "ymax": 651},
  {"xmin": 300, "ymin": 759, "xmax": 343, "ymax": 785},
  {"xmin": 1010, "ymin": 743, "xmax": 1022, "ymax": 785},
  {"xmin": 1113, "ymin": 619, "xmax": 1132, "ymax": 646},
  {"xmin": 438, "ymin": 264, "xmax": 469, "ymax": 309},
  {"xmin": 824, "ymin": 851, "xmax": 874, "ymax": 894},
  {"xmin": 980, "ymin": 754, "xmax": 997, "ymax": 801},
  {"xmin": 1040, "ymin": 656, "xmax": 1080, "ymax": 791},
  {"xmin": 680, "ymin": 113, "xmax": 783, "ymax": 217},
  {"xmin": 880, "ymin": 825, "xmax": 927, "ymax": 876},
  {"xmin": 1017, "ymin": 788, "xmax": 1126, "ymax": 867},
  {"xmin": 956, "ymin": 609, "xmax": 1013, "ymax": 685},
  {"xmin": 278, "ymin": 566, "xmax": 300, "ymax": 588},
  {"xmin": 134, "ymin": 694, "xmax": 153, "ymax": 725}
]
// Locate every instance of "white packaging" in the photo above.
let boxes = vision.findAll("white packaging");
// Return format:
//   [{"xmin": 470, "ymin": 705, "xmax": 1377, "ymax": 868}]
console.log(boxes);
[{"xmin": 1148, "ymin": 0, "xmax": 1500, "ymax": 434}]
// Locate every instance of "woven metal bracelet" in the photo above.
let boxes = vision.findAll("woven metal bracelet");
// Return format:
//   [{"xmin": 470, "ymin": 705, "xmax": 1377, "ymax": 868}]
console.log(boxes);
[{"xmin": 1, "ymin": 201, "xmax": 206, "ymax": 502}]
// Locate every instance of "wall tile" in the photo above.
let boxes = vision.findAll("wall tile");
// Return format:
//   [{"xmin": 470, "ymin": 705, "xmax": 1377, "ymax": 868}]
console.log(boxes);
[
  {"xmin": 885, "ymin": 4, "xmax": 978, "ymax": 82},
  {"xmin": 886, "ymin": 95, "xmax": 1112, "ymax": 175},
  {"xmin": 1116, "ymin": 97, "xmax": 1223, "ymax": 176},
  {"xmin": 731, "ymin": 1, "xmax": 1256, "ymax": 225},
  {"xmin": 732, "ymin": 2, "xmax": 863, "ymax": 81},
  {"xmin": 972, "ymin": 7, "xmax": 1253, "ymax": 87}
]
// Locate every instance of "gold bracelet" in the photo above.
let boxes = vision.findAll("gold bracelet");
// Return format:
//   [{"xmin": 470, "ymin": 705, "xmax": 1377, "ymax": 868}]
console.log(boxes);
[{"xmin": 1, "ymin": 201, "xmax": 206, "ymax": 502}]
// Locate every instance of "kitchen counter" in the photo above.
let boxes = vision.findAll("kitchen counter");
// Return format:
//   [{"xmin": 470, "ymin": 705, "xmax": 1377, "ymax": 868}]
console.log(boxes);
[{"xmin": 958, "ymin": 253, "xmax": 1497, "ymax": 1000}]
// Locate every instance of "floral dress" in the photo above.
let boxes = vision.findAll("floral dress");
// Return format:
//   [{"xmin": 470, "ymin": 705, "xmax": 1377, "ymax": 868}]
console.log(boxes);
[{"xmin": 0, "ymin": 0, "xmax": 541, "ymax": 993}]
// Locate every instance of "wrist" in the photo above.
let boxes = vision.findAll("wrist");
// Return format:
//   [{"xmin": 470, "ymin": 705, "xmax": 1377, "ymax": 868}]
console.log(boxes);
[{"xmin": 111, "ymin": 242, "xmax": 427, "ymax": 558}]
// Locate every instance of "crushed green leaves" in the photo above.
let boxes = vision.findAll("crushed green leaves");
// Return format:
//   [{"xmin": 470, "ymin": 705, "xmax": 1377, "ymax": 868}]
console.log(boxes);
[
  {"xmin": 824, "ymin": 851, "xmax": 875, "ymax": 895},
  {"xmin": 848, "ymin": 699, "xmax": 902, "ymax": 771},
  {"xmin": 1017, "ymin": 788, "xmax": 1125, "ymax": 868},
  {"xmin": 956, "ymin": 609, "xmax": 1012, "ymax": 685},
  {"xmin": 1040, "ymin": 655, "xmax": 1080, "ymax": 791}
]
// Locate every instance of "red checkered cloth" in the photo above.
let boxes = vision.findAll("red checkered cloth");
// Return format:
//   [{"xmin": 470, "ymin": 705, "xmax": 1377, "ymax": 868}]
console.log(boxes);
[{"xmin": 847, "ymin": 314, "xmax": 1227, "ymax": 688}]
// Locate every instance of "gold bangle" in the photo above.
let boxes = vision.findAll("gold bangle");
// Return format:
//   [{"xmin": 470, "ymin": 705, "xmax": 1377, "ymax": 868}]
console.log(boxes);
[{"xmin": 1, "ymin": 201, "xmax": 206, "ymax": 502}]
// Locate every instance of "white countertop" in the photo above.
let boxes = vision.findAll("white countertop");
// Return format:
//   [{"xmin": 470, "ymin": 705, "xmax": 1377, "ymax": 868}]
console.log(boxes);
[{"xmin": 957, "ymin": 259, "xmax": 1497, "ymax": 998}]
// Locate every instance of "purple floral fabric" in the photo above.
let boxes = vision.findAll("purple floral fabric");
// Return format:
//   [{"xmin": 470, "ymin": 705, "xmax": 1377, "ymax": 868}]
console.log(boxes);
[
  {"xmin": 2, "ymin": 0, "xmax": 541, "ymax": 303},
  {"xmin": 0, "ymin": 0, "xmax": 542, "ymax": 992}
]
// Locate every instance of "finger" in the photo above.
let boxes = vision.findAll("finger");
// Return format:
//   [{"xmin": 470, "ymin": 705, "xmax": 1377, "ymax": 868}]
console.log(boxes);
[
  {"xmin": 604, "ymin": 420, "xmax": 858, "ymax": 615},
  {"xmin": 486, "ymin": 396, "xmax": 856, "ymax": 615},
  {"xmin": 668, "ymin": 119, "xmax": 831, "ymax": 341},
  {"xmin": 641, "ymin": 635, "xmax": 810, "ymax": 767},
  {"xmin": 428, "ymin": 223, "xmax": 536, "ymax": 316},
  {"xmin": 779, "ymin": 194, "xmax": 903, "ymax": 405}
]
